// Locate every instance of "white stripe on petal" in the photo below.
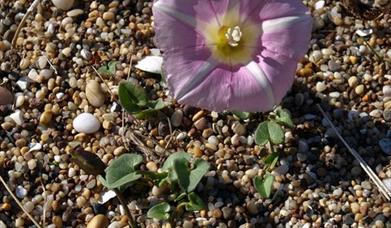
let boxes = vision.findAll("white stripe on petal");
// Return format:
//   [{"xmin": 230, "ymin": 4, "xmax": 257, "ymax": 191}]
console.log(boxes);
[
  {"xmin": 153, "ymin": 1, "xmax": 197, "ymax": 28},
  {"xmin": 262, "ymin": 14, "xmax": 312, "ymax": 34},
  {"xmin": 176, "ymin": 57, "xmax": 218, "ymax": 100},
  {"xmin": 246, "ymin": 61, "xmax": 275, "ymax": 109}
]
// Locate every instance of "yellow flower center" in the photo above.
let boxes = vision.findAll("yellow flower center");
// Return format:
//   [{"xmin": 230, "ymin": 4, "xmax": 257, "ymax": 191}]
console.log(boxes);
[
  {"xmin": 225, "ymin": 26, "xmax": 242, "ymax": 47},
  {"xmin": 202, "ymin": 9, "xmax": 262, "ymax": 66}
]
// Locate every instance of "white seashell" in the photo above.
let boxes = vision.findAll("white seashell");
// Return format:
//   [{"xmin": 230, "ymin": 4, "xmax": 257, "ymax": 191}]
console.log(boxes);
[
  {"xmin": 28, "ymin": 143, "xmax": 42, "ymax": 152},
  {"xmin": 150, "ymin": 48, "xmax": 162, "ymax": 56},
  {"xmin": 355, "ymin": 29, "xmax": 373, "ymax": 37},
  {"xmin": 10, "ymin": 110, "xmax": 24, "ymax": 126},
  {"xmin": 314, "ymin": 0, "xmax": 325, "ymax": 10},
  {"xmin": 135, "ymin": 56, "xmax": 163, "ymax": 74},
  {"xmin": 98, "ymin": 190, "xmax": 117, "ymax": 204},
  {"xmin": 51, "ymin": 0, "xmax": 74, "ymax": 10},
  {"xmin": 73, "ymin": 113, "xmax": 101, "ymax": 134}
]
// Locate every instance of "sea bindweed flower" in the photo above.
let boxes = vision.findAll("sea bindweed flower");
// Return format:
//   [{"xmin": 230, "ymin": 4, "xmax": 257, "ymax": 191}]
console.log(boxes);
[{"xmin": 153, "ymin": 0, "xmax": 313, "ymax": 112}]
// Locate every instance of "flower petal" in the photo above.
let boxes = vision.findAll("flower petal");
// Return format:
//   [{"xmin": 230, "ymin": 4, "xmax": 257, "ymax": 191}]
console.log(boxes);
[
  {"xmin": 247, "ymin": 0, "xmax": 311, "ymax": 22},
  {"xmin": 261, "ymin": 15, "xmax": 312, "ymax": 59},
  {"xmin": 257, "ymin": 50, "xmax": 299, "ymax": 104},
  {"xmin": 178, "ymin": 64, "xmax": 277, "ymax": 112}
]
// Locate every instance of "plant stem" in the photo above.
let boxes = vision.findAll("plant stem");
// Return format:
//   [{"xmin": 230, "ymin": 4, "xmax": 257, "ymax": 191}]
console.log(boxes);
[
  {"xmin": 113, "ymin": 189, "xmax": 137, "ymax": 228},
  {"xmin": 0, "ymin": 175, "xmax": 42, "ymax": 228},
  {"xmin": 12, "ymin": 0, "xmax": 40, "ymax": 48}
]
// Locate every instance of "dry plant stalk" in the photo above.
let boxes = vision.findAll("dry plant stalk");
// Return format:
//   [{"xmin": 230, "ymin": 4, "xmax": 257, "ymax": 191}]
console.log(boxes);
[
  {"xmin": 317, "ymin": 104, "xmax": 391, "ymax": 201},
  {"xmin": 12, "ymin": 0, "xmax": 40, "ymax": 48},
  {"xmin": 0, "ymin": 175, "xmax": 42, "ymax": 227}
]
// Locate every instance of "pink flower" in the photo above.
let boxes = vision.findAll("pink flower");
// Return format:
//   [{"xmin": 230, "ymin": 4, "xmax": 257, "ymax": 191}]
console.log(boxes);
[{"xmin": 153, "ymin": 0, "xmax": 312, "ymax": 112}]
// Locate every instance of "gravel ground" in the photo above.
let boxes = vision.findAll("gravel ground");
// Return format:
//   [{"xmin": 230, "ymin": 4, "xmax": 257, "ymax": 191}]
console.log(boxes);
[{"xmin": 0, "ymin": 0, "xmax": 391, "ymax": 227}]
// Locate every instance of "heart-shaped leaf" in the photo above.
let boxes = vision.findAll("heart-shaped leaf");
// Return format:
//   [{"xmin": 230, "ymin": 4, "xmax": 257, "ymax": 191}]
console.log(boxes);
[
  {"xmin": 104, "ymin": 172, "xmax": 142, "ymax": 189},
  {"xmin": 275, "ymin": 107, "xmax": 294, "ymax": 128},
  {"xmin": 254, "ymin": 121, "xmax": 269, "ymax": 146},
  {"xmin": 118, "ymin": 80, "xmax": 148, "ymax": 113},
  {"xmin": 185, "ymin": 192, "xmax": 205, "ymax": 211},
  {"xmin": 173, "ymin": 157, "xmax": 190, "ymax": 191},
  {"xmin": 105, "ymin": 153, "xmax": 143, "ymax": 188},
  {"xmin": 147, "ymin": 202, "xmax": 171, "ymax": 220},
  {"xmin": 162, "ymin": 152, "xmax": 191, "ymax": 171},
  {"xmin": 98, "ymin": 61, "xmax": 118, "ymax": 76},
  {"xmin": 188, "ymin": 159, "xmax": 209, "ymax": 192},
  {"xmin": 254, "ymin": 174, "xmax": 274, "ymax": 198},
  {"xmin": 255, "ymin": 121, "xmax": 284, "ymax": 145},
  {"xmin": 174, "ymin": 158, "xmax": 209, "ymax": 193}
]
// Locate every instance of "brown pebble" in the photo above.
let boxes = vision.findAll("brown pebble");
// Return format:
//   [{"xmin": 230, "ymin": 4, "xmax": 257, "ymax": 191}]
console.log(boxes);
[
  {"xmin": 0, "ymin": 87, "xmax": 13, "ymax": 105},
  {"xmin": 86, "ymin": 214, "xmax": 109, "ymax": 228},
  {"xmin": 52, "ymin": 216, "xmax": 63, "ymax": 228}
]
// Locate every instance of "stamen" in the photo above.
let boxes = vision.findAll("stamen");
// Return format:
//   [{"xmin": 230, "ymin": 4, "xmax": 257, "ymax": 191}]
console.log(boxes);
[{"xmin": 225, "ymin": 26, "xmax": 242, "ymax": 47}]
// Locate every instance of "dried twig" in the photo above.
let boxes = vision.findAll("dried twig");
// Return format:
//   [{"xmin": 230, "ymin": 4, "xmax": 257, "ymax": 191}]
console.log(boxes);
[
  {"xmin": 0, "ymin": 175, "xmax": 42, "ymax": 228},
  {"xmin": 12, "ymin": 0, "xmax": 40, "ymax": 48},
  {"xmin": 91, "ymin": 66, "xmax": 116, "ymax": 98},
  {"xmin": 317, "ymin": 104, "xmax": 391, "ymax": 201},
  {"xmin": 113, "ymin": 189, "xmax": 137, "ymax": 228}
]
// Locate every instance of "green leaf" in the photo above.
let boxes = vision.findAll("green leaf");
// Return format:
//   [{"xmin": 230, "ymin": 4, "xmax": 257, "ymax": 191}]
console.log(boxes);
[
  {"xmin": 173, "ymin": 157, "xmax": 191, "ymax": 192},
  {"xmin": 174, "ymin": 192, "xmax": 187, "ymax": 202},
  {"xmin": 118, "ymin": 80, "xmax": 148, "ymax": 113},
  {"xmin": 140, "ymin": 171, "xmax": 168, "ymax": 185},
  {"xmin": 174, "ymin": 158, "xmax": 209, "ymax": 193},
  {"xmin": 98, "ymin": 61, "xmax": 118, "ymax": 76},
  {"xmin": 264, "ymin": 152, "xmax": 279, "ymax": 170},
  {"xmin": 162, "ymin": 152, "xmax": 191, "ymax": 171},
  {"xmin": 254, "ymin": 121, "xmax": 284, "ymax": 145},
  {"xmin": 147, "ymin": 202, "xmax": 171, "ymax": 220},
  {"xmin": 188, "ymin": 159, "xmax": 209, "ymax": 192},
  {"xmin": 105, "ymin": 172, "xmax": 142, "ymax": 189},
  {"xmin": 254, "ymin": 174, "xmax": 275, "ymax": 198},
  {"xmin": 105, "ymin": 153, "xmax": 143, "ymax": 188},
  {"xmin": 185, "ymin": 192, "xmax": 205, "ymax": 211},
  {"xmin": 232, "ymin": 111, "xmax": 250, "ymax": 120},
  {"xmin": 268, "ymin": 121, "xmax": 284, "ymax": 144},
  {"xmin": 275, "ymin": 107, "xmax": 294, "ymax": 128},
  {"xmin": 254, "ymin": 121, "xmax": 269, "ymax": 146}
]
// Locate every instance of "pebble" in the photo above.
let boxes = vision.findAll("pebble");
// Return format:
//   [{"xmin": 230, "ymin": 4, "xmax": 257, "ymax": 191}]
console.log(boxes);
[
  {"xmin": 379, "ymin": 138, "xmax": 391, "ymax": 155},
  {"xmin": 15, "ymin": 186, "xmax": 27, "ymax": 198},
  {"xmin": 67, "ymin": 9, "xmax": 84, "ymax": 17},
  {"xmin": 103, "ymin": 12, "xmax": 115, "ymax": 21},
  {"xmin": 37, "ymin": 56, "xmax": 48, "ymax": 69},
  {"xmin": 51, "ymin": 0, "xmax": 75, "ymax": 10},
  {"xmin": 86, "ymin": 215, "xmax": 109, "ymax": 228},
  {"xmin": 40, "ymin": 111, "xmax": 53, "ymax": 126},
  {"xmin": 194, "ymin": 117, "xmax": 208, "ymax": 130},
  {"xmin": 86, "ymin": 80, "xmax": 105, "ymax": 107},
  {"xmin": 383, "ymin": 85, "xmax": 391, "ymax": 97},
  {"xmin": 383, "ymin": 178, "xmax": 391, "ymax": 191},
  {"xmin": 369, "ymin": 109, "xmax": 382, "ymax": 118},
  {"xmin": 355, "ymin": 84, "xmax": 365, "ymax": 95},
  {"xmin": 73, "ymin": 113, "xmax": 101, "ymax": 134},
  {"xmin": 171, "ymin": 110, "xmax": 183, "ymax": 127},
  {"xmin": 384, "ymin": 109, "xmax": 391, "ymax": 121},
  {"xmin": 40, "ymin": 69, "xmax": 53, "ymax": 80},
  {"xmin": 0, "ymin": 87, "xmax": 13, "ymax": 105},
  {"xmin": 81, "ymin": 49, "xmax": 92, "ymax": 61},
  {"xmin": 348, "ymin": 76, "xmax": 358, "ymax": 88},
  {"xmin": 315, "ymin": 81, "xmax": 327, "ymax": 92},
  {"xmin": 231, "ymin": 122, "xmax": 246, "ymax": 135}
]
